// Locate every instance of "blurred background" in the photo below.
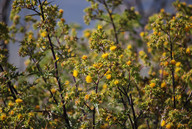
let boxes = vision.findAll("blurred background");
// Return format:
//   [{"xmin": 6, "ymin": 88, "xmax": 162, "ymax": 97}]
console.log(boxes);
[{"xmin": 0, "ymin": 0, "xmax": 190, "ymax": 71}]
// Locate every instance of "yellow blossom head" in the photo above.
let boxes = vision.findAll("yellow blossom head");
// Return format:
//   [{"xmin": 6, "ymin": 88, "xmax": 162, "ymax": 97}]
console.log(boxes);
[
  {"xmin": 102, "ymin": 53, "xmax": 109, "ymax": 59},
  {"xmin": 161, "ymin": 82, "xmax": 166, "ymax": 88},
  {"xmin": 84, "ymin": 94, "xmax": 89, "ymax": 100},
  {"xmin": 15, "ymin": 98, "xmax": 23, "ymax": 104},
  {"xmin": 176, "ymin": 62, "xmax": 181, "ymax": 67},
  {"xmin": 140, "ymin": 32, "xmax": 145, "ymax": 37},
  {"xmin": 82, "ymin": 55, "xmax": 88, "ymax": 60},
  {"xmin": 150, "ymin": 82, "xmax": 156, "ymax": 88},
  {"xmin": 73, "ymin": 70, "xmax": 78, "ymax": 77},
  {"xmin": 103, "ymin": 84, "xmax": 107, "ymax": 89},
  {"xmin": 86, "ymin": 75, "xmax": 92, "ymax": 83},
  {"xmin": 51, "ymin": 88, "xmax": 56, "ymax": 93},
  {"xmin": 8, "ymin": 101, "xmax": 14, "ymax": 107},
  {"xmin": 59, "ymin": 9, "xmax": 64, "ymax": 13},
  {"xmin": 84, "ymin": 31, "xmax": 91, "ymax": 38},
  {"xmin": 166, "ymin": 123, "xmax": 172, "ymax": 129},
  {"xmin": 126, "ymin": 60, "xmax": 131, "ymax": 66},
  {"xmin": 186, "ymin": 47, "xmax": 190, "ymax": 54},
  {"xmin": 65, "ymin": 80, "xmax": 70, "ymax": 85},
  {"xmin": 17, "ymin": 114, "xmax": 23, "ymax": 119},
  {"xmin": 41, "ymin": 31, "xmax": 47, "ymax": 38},
  {"xmin": 110, "ymin": 45, "xmax": 117, "ymax": 51},
  {"xmin": 97, "ymin": 25, "xmax": 102, "ymax": 30},
  {"xmin": 114, "ymin": 80, "xmax": 119, "ymax": 85},
  {"xmin": 127, "ymin": 44, "xmax": 132, "ymax": 50},
  {"xmin": 161, "ymin": 120, "xmax": 166, "ymax": 127},
  {"xmin": 1, "ymin": 113, "xmax": 6, "ymax": 121},
  {"xmin": 106, "ymin": 74, "xmax": 112, "ymax": 80},
  {"xmin": 170, "ymin": 59, "xmax": 176, "ymax": 65}
]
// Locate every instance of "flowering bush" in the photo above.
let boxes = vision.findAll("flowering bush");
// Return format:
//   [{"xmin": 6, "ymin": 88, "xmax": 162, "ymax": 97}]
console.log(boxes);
[{"xmin": 0, "ymin": 0, "xmax": 192, "ymax": 128}]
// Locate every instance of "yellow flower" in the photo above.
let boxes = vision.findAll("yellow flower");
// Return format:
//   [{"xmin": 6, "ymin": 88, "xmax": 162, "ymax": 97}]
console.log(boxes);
[
  {"xmin": 139, "ymin": 51, "xmax": 145, "ymax": 56},
  {"xmin": 150, "ymin": 82, "xmax": 156, "ymax": 88},
  {"xmin": 59, "ymin": 9, "xmax": 64, "ymax": 13},
  {"xmin": 28, "ymin": 34, "xmax": 33, "ymax": 40},
  {"xmin": 164, "ymin": 61, "xmax": 169, "ymax": 66},
  {"xmin": 1, "ymin": 113, "xmax": 6, "ymax": 121},
  {"xmin": 176, "ymin": 62, "xmax": 181, "ymax": 67},
  {"xmin": 140, "ymin": 32, "xmax": 145, "ymax": 37},
  {"xmin": 17, "ymin": 114, "xmax": 23, "ymax": 120},
  {"xmin": 84, "ymin": 94, "xmax": 89, "ymax": 100},
  {"xmin": 86, "ymin": 75, "xmax": 92, "ymax": 83},
  {"xmin": 28, "ymin": 112, "xmax": 34, "ymax": 117},
  {"xmin": 82, "ymin": 55, "xmax": 88, "ymax": 60},
  {"xmin": 127, "ymin": 45, "xmax": 132, "ymax": 50},
  {"xmin": 60, "ymin": 18, "xmax": 65, "ymax": 22},
  {"xmin": 182, "ymin": 2, "xmax": 186, "ymax": 6},
  {"xmin": 177, "ymin": 124, "xmax": 182, "ymax": 128},
  {"xmin": 186, "ymin": 47, "xmax": 190, "ymax": 54},
  {"xmin": 161, "ymin": 82, "xmax": 166, "ymax": 88},
  {"xmin": 8, "ymin": 101, "xmax": 14, "ymax": 107},
  {"xmin": 103, "ymin": 84, "xmax": 107, "ymax": 89},
  {"xmin": 126, "ymin": 60, "xmax": 131, "ymax": 66},
  {"xmin": 9, "ymin": 110, "xmax": 14, "ymax": 115},
  {"xmin": 24, "ymin": 59, "xmax": 30, "ymax": 66},
  {"xmin": 106, "ymin": 115, "xmax": 110, "ymax": 121},
  {"xmin": 35, "ymin": 105, "xmax": 40, "ymax": 109},
  {"xmin": 166, "ymin": 123, "xmax": 172, "ymax": 129},
  {"xmin": 56, "ymin": 55, "xmax": 59, "ymax": 61},
  {"xmin": 65, "ymin": 80, "xmax": 70, "ymax": 85},
  {"xmin": 102, "ymin": 53, "xmax": 109, "ymax": 59},
  {"xmin": 15, "ymin": 98, "xmax": 23, "ymax": 104},
  {"xmin": 114, "ymin": 80, "xmax": 119, "ymax": 85},
  {"xmin": 161, "ymin": 120, "xmax": 166, "ymax": 127},
  {"xmin": 84, "ymin": 31, "xmax": 91, "ymax": 38},
  {"xmin": 110, "ymin": 45, "xmax": 117, "ymax": 51},
  {"xmin": 152, "ymin": 72, "xmax": 156, "ymax": 76},
  {"xmin": 106, "ymin": 74, "xmax": 111, "ymax": 80},
  {"xmin": 160, "ymin": 8, "xmax": 165, "ymax": 13},
  {"xmin": 73, "ymin": 70, "xmax": 78, "ymax": 77},
  {"xmin": 41, "ymin": 31, "xmax": 47, "ymax": 37},
  {"xmin": 153, "ymin": 31, "xmax": 158, "ymax": 35},
  {"xmin": 98, "ymin": 25, "xmax": 102, "ymax": 30},
  {"xmin": 175, "ymin": 67, "xmax": 180, "ymax": 73},
  {"xmin": 51, "ymin": 88, "xmax": 56, "ymax": 93},
  {"xmin": 170, "ymin": 59, "xmax": 176, "ymax": 65}
]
